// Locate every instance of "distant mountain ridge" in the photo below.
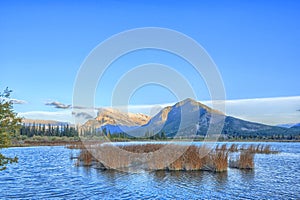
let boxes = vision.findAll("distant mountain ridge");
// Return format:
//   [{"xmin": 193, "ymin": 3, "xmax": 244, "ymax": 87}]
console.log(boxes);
[
  {"xmin": 277, "ymin": 123, "xmax": 299, "ymax": 128},
  {"xmin": 83, "ymin": 107, "xmax": 150, "ymax": 129},
  {"xmin": 139, "ymin": 98, "xmax": 287, "ymax": 138},
  {"xmin": 292, "ymin": 123, "xmax": 300, "ymax": 128},
  {"xmin": 83, "ymin": 98, "xmax": 297, "ymax": 138},
  {"xmin": 24, "ymin": 99, "xmax": 299, "ymax": 138}
]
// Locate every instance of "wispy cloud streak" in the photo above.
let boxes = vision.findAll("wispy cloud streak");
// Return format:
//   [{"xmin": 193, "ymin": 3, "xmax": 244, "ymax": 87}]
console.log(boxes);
[
  {"xmin": 0, "ymin": 97, "xmax": 27, "ymax": 104},
  {"xmin": 45, "ymin": 101, "xmax": 71, "ymax": 109}
]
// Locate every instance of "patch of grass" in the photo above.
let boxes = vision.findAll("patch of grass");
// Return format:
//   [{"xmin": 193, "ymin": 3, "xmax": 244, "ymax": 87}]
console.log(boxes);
[
  {"xmin": 77, "ymin": 144, "xmax": 230, "ymax": 172},
  {"xmin": 228, "ymin": 144, "xmax": 238, "ymax": 152},
  {"xmin": 229, "ymin": 146, "xmax": 254, "ymax": 170},
  {"xmin": 78, "ymin": 149, "xmax": 93, "ymax": 166},
  {"xmin": 75, "ymin": 143, "xmax": 278, "ymax": 172}
]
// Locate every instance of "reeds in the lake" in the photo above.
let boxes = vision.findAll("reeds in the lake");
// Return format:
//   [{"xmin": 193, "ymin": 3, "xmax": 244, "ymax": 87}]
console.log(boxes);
[
  {"xmin": 228, "ymin": 144, "xmax": 238, "ymax": 152},
  {"xmin": 75, "ymin": 143, "xmax": 278, "ymax": 172},
  {"xmin": 206, "ymin": 148, "xmax": 228, "ymax": 172},
  {"xmin": 238, "ymin": 151, "xmax": 254, "ymax": 169},
  {"xmin": 77, "ymin": 144, "xmax": 230, "ymax": 172},
  {"xmin": 229, "ymin": 146, "xmax": 254, "ymax": 170},
  {"xmin": 66, "ymin": 141, "xmax": 104, "ymax": 149},
  {"xmin": 121, "ymin": 144, "xmax": 164, "ymax": 153},
  {"xmin": 167, "ymin": 145, "xmax": 208, "ymax": 171},
  {"xmin": 78, "ymin": 149, "xmax": 93, "ymax": 166}
]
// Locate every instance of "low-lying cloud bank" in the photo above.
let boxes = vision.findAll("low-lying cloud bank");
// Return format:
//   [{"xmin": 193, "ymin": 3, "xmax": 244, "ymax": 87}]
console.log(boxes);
[{"xmin": 19, "ymin": 110, "xmax": 73, "ymax": 123}]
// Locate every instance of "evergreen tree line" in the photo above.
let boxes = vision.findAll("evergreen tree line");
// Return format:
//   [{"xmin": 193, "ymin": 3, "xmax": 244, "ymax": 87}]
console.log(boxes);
[
  {"xmin": 20, "ymin": 123, "xmax": 78, "ymax": 137},
  {"xmin": 19, "ymin": 123, "xmax": 300, "ymax": 140}
]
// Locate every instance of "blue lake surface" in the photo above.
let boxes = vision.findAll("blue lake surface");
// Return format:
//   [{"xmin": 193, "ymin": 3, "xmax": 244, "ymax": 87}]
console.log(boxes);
[{"xmin": 0, "ymin": 142, "xmax": 299, "ymax": 199}]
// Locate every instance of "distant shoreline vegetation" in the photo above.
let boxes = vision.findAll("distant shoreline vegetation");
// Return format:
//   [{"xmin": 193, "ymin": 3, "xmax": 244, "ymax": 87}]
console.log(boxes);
[
  {"xmin": 11, "ymin": 122, "xmax": 300, "ymax": 148},
  {"xmin": 9, "ymin": 135, "xmax": 300, "ymax": 148}
]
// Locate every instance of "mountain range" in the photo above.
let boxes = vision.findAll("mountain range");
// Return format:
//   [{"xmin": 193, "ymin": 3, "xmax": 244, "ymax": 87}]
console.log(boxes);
[
  {"xmin": 277, "ymin": 123, "xmax": 300, "ymax": 128},
  {"xmin": 83, "ymin": 98, "xmax": 299, "ymax": 138}
]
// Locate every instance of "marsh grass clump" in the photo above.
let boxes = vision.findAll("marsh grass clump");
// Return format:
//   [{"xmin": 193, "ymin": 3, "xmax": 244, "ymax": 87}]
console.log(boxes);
[
  {"xmin": 262, "ymin": 145, "xmax": 271, "ymax": 154},
  {"xmin": 83, "ymin": 144, "xmax": 230, "ymax": 172},
  {"xmin": 229, "ymin": 146, "xmax": 254, "ymax": 170},
  {"xmin": 238, "ymin": 151, "xmax": 254, "ymax": 169},
  {"xmin": 78, "ymin": 149, "xmax": 94, "ymax": 166},
  {"xmin": 201, "ymin": 145, "xmax": 228, "ymax": 172},
  {"xmin": 74, "ymin": 143, "xmax": 278, "ymax": 172},
  {"xmin": 209, "ymin": 148, "xmax": 228, "ymax": 172},
  {"xmin": 167, "ymin": 145, "xmax": 208, "ymax": 171},
  {"xmin": 67, "ymin": 143, "xmax": 85, "ymax": 149},
  {"xmin": 121, "ymin": 144, "xmax": 164, "ymax": 153},
  {"xmin": 228, "ymin": 144, "xmax": 238, "ymax": 152},
  {"xmin": 243, "ymin": 144, "xmax": 278, "ymax": 154},
  {"xmin": 66, "ymin": 141, "xmax": 104, "ymax": 150},
  {"xmin": 259, "ymin": 145, "xmax": 278, "ymax": 154}
]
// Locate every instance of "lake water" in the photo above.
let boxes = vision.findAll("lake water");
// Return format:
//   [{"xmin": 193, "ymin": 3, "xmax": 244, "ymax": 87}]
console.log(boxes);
[{"xmin": 0, "ymin": 142, "xmax": 299, "ymax": 199}]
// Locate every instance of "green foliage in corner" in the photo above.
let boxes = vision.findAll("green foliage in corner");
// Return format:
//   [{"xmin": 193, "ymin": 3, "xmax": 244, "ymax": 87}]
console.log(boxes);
[{"xmin": 0, "ymin": 87, "xmax": 22, "ymax": 170}]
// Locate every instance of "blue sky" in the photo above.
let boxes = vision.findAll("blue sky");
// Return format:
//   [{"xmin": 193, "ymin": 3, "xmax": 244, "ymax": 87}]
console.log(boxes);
[{"xmin": 1, "ymin": 0, "xmax": 300, "ymax": 125}]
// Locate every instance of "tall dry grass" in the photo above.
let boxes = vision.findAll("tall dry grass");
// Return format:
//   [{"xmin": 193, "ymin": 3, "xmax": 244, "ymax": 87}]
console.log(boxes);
[
  {"xmin": 78, "ymin": 149, "xmax": 93, "ymax": 166},
  {"xmin": 121, "ymin": 144, "xmax": 164, "ymax": 153},
  {"xmin": 239, "ymin": 144, "xmax": 277, "ymax": 154},
  {"xmin": 238, "ymin": 151, "xmax": 254, "ymax": 169},
  {"xmin": 76, "ymin": 144, "xmax": 230, "ymax": 172},
  {"xmin": 66, "ymin": 141, "xmax": 104, "ymax": 149},
  {"xmin": 228, "ymin": 144, "xmax": 238, "ymax": 152},
  {"xmin": 208, "ymin": 149, "xmax": 228, "ymax": 172},
  {"xmin": 75, "ymin": 143, "xmax": 277, "ymax": 172},
  {"xmin": 229, "ymin": 146, "xmax": 254, "ymax": 169},
  {"xmin": 167, "ymin": 145, "xmax": 208, "ymax": 171}
]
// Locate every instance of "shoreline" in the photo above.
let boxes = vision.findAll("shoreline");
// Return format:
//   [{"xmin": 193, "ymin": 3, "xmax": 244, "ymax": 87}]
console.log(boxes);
[{"xmin": 7, "ymin": 138, "xmax": 300, "ymax": 148}]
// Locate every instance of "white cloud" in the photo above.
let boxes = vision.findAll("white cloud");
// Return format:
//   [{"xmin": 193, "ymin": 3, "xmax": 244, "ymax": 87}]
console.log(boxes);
[
  {"xmin": 18, "ymin": 110, "xmax": 73, "ymax": 123},
  {"xmin": 0, "ymin": 97, "xmax": 27, "ymax": 104},
  {"xmin": 45, "ymin": 101, "xmax": 71, "ymax": 109},
  {"xmin": 11, "ymin": 98, "xmax": 28, "ymax": 104},
  {"xmin": 204, "ymin": 96, "xmax": 300, "ymax": 125}
]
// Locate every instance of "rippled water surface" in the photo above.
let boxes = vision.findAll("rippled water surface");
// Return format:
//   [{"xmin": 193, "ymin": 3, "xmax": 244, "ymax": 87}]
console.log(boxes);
[{"xmin": 0, "ymin": 142, "xmax": 299, "ymax": 199}]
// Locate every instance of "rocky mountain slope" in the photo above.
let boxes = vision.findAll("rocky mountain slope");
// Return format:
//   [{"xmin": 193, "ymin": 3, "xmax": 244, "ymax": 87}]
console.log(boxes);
[
  {"xmin": 83, "ymin": 98, "xmax": 292, "ymax": 138},
  {"xmin": 83, "ymin": 108, "xmax": 150, "ymax": 129}
]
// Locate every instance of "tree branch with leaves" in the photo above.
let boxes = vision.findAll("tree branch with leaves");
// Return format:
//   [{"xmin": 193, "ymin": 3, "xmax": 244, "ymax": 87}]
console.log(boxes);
[{"xmin": 0, "ymin": 87, "xmax": 22, "ymax": 170}]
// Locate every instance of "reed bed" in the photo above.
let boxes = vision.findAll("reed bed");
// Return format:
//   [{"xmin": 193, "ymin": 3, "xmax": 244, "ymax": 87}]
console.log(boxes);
[
  {"xmin": 74, "ymin": 143, "xmax": 278, "ymax": 172},
  {"xmin": 67, "ymin": 143, "xmax": 85, "ymax": 149},
  {"xmin": 238, "ymin": 151, "xmax": 254, "ymax": 169},
  {"xmin": 228, "ymin": 144, "xmax": 239, "ymax": 152},
  {"xmin": 121, "ymin": 144, "xmax": 164, "ymax": 153},
  {"xmin": 78, "ymin": 149, "xmax": 93, "ymax": 166},
  {"xmin": 66, "ymin": 141, "xmax": 104, "ymax": 149},
  {"xmin": 76, "ymin": 144, "xmax": 229, "ymax": 172},
  {"xmin": 206, "ymin": 149, "xmax": 228, "ymax": 172},
  {"xmin": 167, "ymin": 145, "xmax": 209, "ymax": 171},
  {"xmin": 239, "ymin": 144, "xmax": 278, "ymax": 154},
  {"xmin": 229, "ymin": 147, "xmax": 254, "ymax": 170}
]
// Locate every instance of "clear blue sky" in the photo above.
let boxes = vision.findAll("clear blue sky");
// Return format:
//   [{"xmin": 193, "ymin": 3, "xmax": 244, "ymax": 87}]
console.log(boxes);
[{"xmin": 1, "ymin": 0, "xmax": 300, "ymax": 124}]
